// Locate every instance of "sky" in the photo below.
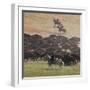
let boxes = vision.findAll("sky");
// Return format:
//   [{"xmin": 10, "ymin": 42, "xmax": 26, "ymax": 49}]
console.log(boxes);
[{"xmin": 23, "ymin": 11, "xmax": 80, "ymax": 38}]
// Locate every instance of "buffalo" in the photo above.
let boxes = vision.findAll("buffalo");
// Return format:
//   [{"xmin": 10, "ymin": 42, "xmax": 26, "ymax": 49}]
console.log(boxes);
[{"xmin": 45, "ymin": 54, "xmax": 64, "ymax": 67}]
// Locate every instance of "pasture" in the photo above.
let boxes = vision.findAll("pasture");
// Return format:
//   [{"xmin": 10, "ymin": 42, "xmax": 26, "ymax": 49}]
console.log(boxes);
[{"xmin": 24, "ymin": 60, "xmax": 80, "ymax": 77}]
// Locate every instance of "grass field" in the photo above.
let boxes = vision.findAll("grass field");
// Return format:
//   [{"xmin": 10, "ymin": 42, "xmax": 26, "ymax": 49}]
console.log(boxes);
[{"xmin": 24, "ymin": 61, "xmax": 80, "ymax": 77}]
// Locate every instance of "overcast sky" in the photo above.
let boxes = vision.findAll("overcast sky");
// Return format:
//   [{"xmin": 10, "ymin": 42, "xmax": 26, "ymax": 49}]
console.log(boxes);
[{"xmin": 23, "ymin": 11, "xmax": 80, "ymax": 38}]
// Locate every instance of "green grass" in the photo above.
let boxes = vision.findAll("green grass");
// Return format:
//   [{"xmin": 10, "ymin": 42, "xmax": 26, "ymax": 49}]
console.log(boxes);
[{"xmin": 24, "ymin": 61, "xmax": 80, "ymax": 77}]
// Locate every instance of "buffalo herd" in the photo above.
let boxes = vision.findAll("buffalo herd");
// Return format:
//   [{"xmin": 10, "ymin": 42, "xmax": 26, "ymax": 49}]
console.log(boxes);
[{"xmin": 24, "ymin": 33, "xmax": 80, "ymax": 66}]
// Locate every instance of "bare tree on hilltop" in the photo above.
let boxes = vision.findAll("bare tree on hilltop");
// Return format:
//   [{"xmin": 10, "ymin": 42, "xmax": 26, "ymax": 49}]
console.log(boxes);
[{"xmin": 53, "ymin": 18, "xmax": 66, "ymax": 35}]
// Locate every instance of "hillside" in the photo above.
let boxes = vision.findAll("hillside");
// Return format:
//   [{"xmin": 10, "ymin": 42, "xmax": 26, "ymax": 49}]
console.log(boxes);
[{"xmin": 24, "ymin": 33, "xmax": 80, "ymax": 58}]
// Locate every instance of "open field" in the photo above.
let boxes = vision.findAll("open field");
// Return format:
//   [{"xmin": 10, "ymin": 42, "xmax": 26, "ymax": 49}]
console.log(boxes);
[{"xmin": 24, "ymin": 61, "xmax": 80, "ymax": 77}]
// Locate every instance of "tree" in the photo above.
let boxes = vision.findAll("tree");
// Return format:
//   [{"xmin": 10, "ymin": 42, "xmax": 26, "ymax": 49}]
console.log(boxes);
[{"xmin": 53, "ymin": 18, "xmax": 66, "ymax": 35}]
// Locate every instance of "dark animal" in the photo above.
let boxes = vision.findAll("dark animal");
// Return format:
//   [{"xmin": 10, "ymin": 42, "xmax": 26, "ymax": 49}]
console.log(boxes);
[
  {"xmin": 62, "ymin": 53, "xmax": 79, "ymax": 65},
  {"xmin": 24, "ymin": 52, "xmax": 30, "ymax": 62},
  {"xmin": 71, "ymin": 54, "xmax": 80, "ymax": 63},
  {"xmin": 46, "ymin": 54, "xmax": 64, "ymax": 67},
  {"xmin": 24, "ymin": 51, "xmax": 37, "ymax": 62}
]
